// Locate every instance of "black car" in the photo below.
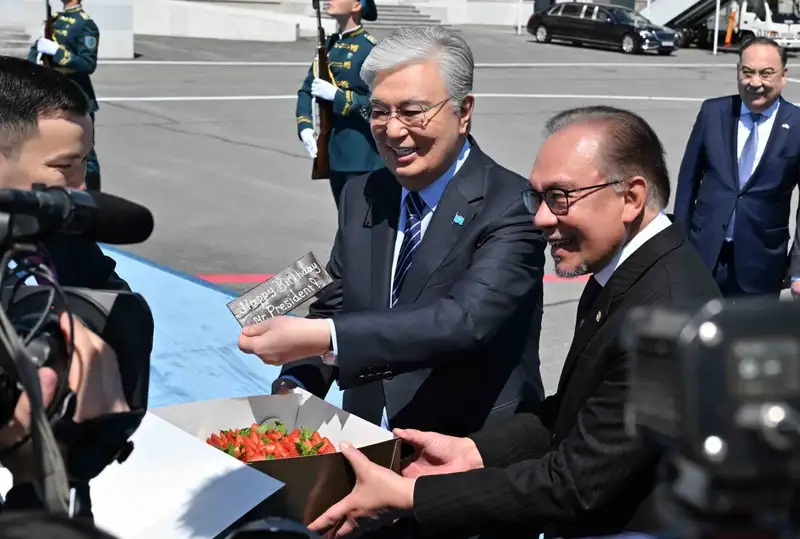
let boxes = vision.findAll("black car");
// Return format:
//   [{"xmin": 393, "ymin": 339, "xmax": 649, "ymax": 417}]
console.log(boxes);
[{"xmin": 527, "ymin": 2, "xmax": 679, "ymax": 55}]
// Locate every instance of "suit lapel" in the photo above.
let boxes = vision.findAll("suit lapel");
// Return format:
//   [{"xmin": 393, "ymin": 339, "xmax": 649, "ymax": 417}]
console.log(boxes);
[
  {"xmin": 723, "ymin": 95, "xmax": 741, "ymax": 189},
  {"xmin": 556, "ymin": 222, "xmax": 687, "ymax": 393},
  {"xmin": 742, "ymin": 97, "xmax": 793, "ymax": 193},
  {"xmin": 395, "ymin": 142, "xmax": 486, "ymax": 306},
  {"xmin": 365, "ymin": 171, "xmax": 401, "ymax": 310}
]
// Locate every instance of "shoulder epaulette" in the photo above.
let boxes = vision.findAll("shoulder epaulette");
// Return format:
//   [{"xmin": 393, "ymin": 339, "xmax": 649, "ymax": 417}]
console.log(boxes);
[
  {"xmin": 364, "ymin": 33, "xmax": 377, "ymax": 45},
  {"xmin": 79, "ymin": 10, "xmax": 90, "ymax": 20}
]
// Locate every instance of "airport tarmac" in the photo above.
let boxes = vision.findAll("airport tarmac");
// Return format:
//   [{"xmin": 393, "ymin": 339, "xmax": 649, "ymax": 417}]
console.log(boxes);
[{"xmin": 96, "ymin": 28, "xmax": 800, "ymax": 395}]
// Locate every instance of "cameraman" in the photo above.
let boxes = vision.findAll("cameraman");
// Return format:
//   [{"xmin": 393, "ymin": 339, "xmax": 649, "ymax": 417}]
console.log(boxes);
[
  {"xmin": 0, "ymin": 56, "xmax": 153, "ymax": 517},
  {"xmin": 0, "ymin": 313, "xmax": 129, "ymax": 514},
  {"xmin": 0, "ymin": 55, "xmax": 132, "ymax": 294}
]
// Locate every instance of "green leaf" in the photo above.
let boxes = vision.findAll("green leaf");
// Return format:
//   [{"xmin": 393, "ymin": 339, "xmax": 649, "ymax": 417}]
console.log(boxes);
[
  {"xmin": 256, "ymin": 424, "xmax": 270, "ymax": 434},
  {"xmin": 296, "ymin": 440, "xmax": 315, "ymax": 456},
  {"xmin": 261, "ymin": 421, "xmax": 288, "ymax": 436},
  {"xmin": 310, "ymin": 441, "xmax": 325, "ymax": 455},
  {"xmin": 266, "ymin": 454, "xmax": 276, "ymax": 460},
  {"xmin": 300, "ymin": 426, "xmax": 313, "ymax": 441}
]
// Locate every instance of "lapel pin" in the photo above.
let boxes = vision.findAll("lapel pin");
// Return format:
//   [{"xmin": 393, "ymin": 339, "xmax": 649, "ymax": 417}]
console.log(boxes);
[
  {"xmin": 453, "ymin": 213, "xmax": 465, "ymax": 225},
  {"xmin": 596, "ymin": 311, "xmax": 602, "ymax": 322},
  {"xmin": 783, "ymin": 123, "xmax": 790, "ymax": 130}
]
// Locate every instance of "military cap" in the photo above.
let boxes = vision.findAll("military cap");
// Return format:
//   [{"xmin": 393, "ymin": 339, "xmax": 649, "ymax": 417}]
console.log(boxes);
[{"xmin": 361, "ymin": 0, "xmax": 378, "ymax": 21}]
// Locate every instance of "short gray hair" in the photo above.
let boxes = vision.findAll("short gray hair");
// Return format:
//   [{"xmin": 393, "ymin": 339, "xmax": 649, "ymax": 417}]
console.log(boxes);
[
  {"xmin": 544, "ymin": 106, "xmax": 670, "ymax": 210},
  {"xmin": 360, "ymin": 26, "xmax": 474, "ymax": 113}
]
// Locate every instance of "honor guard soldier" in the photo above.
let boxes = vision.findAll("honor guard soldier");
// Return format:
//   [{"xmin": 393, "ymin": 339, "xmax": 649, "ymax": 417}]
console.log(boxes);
[
  {"xmin": 296, "ymin": 0, "xmax": 383, "ymax": 208},
  {"xmin": 29, "ymin": 1, "xmax": 102, "ymax": 192}
]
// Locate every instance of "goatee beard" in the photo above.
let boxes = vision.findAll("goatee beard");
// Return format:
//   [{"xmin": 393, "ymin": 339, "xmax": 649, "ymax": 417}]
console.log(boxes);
[{"xmin": 554, "ymin": 260, "xmax": 589, "ymax": 279}]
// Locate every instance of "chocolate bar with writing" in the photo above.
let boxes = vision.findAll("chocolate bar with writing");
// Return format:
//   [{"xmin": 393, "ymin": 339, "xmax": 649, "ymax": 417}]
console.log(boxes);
[{"xmin": 226, "ymin": 252, "xmax": 333, "ymax": 326}]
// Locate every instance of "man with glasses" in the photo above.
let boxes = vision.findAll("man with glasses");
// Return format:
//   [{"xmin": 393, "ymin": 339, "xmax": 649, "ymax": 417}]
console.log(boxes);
[
  {"xmin": 675, "ymin": 37, "xmax": 800, "ymax": 299},
  {"xmin": 239, "ymin": 26, "xmax": 546, "ymax": 442},
  {"xmin": 307, "ymin": 105, "xmax": 722, "ymax": 539}
]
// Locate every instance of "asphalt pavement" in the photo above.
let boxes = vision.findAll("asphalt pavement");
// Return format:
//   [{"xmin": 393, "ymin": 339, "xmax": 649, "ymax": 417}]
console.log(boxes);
[{"xmin": 95, "ymin": 28, "xmax": 800, "ymax": 395}]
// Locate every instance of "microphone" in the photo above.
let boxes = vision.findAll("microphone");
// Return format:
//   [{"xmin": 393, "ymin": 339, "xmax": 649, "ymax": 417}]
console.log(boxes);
[{"xmin": 0, "ymin": 186, "xmax": 154, "ymax": 245}]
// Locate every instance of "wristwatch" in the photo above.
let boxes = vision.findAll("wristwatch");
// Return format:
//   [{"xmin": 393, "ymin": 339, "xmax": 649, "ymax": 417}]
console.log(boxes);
[{"xmin": 321, "ymin": 333, "xmax": 336, "ymax": 366}]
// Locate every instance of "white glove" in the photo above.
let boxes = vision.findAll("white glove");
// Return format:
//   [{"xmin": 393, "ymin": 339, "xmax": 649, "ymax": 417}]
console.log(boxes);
[
  {"xmin": 300, "ymin": 128, "xmax": 317, "ymax": 159},
  {"xmin": 311, "ymin": 79, "xmax": 339, "ymax": 102},
  {"xmin": 36, "ymin": 37, "xmax": 59, "ymax": 56}
]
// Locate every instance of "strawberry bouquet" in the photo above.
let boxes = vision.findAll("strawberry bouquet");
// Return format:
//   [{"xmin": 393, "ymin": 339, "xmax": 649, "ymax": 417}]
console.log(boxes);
[{"xmin": 206, "ymin": 420, "xmax": 336, "ymax": 463}]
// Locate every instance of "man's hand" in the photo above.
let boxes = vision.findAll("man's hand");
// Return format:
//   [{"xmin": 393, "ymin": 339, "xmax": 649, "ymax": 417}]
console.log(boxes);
[
  {"xmin": 393, "ymin": 428, "xmax": 484, "ymax": 479},
  {"xmin": 300, "ymin": 128, "xmax": 317, "ymax": 159},
  {"xmin": 311, "ymin": 79, "xmax": 339, "ymax": 102},
  {"xmin": 36, "ymin": 37, "xmax": 59, "ymax": 56},
  {"xmin": 62, "ymin": 313, "xmax": 129, "ymax": 421},
  {"xmin": 0, "ymin": 313, "xmax": 128, "ymax": 484},
  {"xmin": 791, "ymin": 280, "xmax": 800, "ymax": 300},
  {"xmin": 238, "ymin": 316, "xmax": 331, "ymax": 366},
  {"xmin": 307, "ymin": 441, "xmax": 415, "ymax": 538}
]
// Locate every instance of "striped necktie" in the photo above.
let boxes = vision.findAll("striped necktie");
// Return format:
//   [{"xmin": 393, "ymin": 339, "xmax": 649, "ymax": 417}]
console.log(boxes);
[{"xmin": 391, "ymin": 191, "xmax": 427, "ymax": 308}]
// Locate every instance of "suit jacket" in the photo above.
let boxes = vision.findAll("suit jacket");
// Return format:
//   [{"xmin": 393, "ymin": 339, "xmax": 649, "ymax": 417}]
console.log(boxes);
[
  {"xmin": 411, "ymin": 221, "xmax": 722, "ymax": 539},
  {"xmin": 42, "ymin": 235, "xmax": 132, "ymax": 292},
  {"xmin": 674, "ymin": 94, "xmax": 800, "ymax": 295},
  {"xmin": 278, "ymin": 137, "xmax": 547, "ymax": 436}
]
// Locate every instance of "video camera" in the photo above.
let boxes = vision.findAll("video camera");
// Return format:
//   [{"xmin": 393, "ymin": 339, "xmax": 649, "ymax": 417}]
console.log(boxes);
[
  {"xmin": 0, "ymin": 185, "xmax": 325, "ymax": 539},
  {"xmin": 0, "ymin": 184, "xmax": 154, "ymax": 515},
  {"xmin": 623, "ymin": 297, "xmax": 800, "ymax": 538}
]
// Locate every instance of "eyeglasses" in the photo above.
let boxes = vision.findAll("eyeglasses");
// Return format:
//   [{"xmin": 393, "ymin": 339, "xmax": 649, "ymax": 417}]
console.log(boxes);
[
  {"xmin": 522, "ymin": 180, "xmax": 625, "ymax": 216},
  {"xmin": 361, "ymin": 98, "xmax": 450, "ymax": 128},
  {"xmin": 738, "ymin": 66, "xmax": 781, "ymax": 81}
]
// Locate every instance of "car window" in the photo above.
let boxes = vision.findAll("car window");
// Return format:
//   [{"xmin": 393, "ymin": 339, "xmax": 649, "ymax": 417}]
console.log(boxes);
[
  {"xmin": 560, "ymin": 3, "xmax": 583, "ymax": 17},
  {"xmin": 583, "ymin": 6, "xmax": 597, "ymax": 19},
  {"xmin": 547, "ymin": 4, "xmax": 563, "ymax": 15},
  {"xmin": 596, "ymin": 7, "xmax": 612, "ymax": 21}
]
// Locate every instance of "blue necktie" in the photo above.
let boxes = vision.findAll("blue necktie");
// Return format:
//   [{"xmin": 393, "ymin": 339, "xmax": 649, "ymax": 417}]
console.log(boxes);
[
  {"xmin": 391, "ymin": 191, "xmax": 427, "ymax": 308},
  {"xmin": 738, "ymin": 112, "xmax": 762, "ymax": 188},
  {"xmin": 728, "ymin": 113, "xmax": 762, "ymax": 239}
]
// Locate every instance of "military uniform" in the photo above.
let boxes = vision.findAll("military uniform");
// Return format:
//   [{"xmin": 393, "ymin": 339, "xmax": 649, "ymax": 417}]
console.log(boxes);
[
  {"xmin": 28, "ymin": 4, "xmax": 101, "ymax": 191},
  {"xmin": 296, "ymin": 25, "xmax": 383, "ymax": 207}
]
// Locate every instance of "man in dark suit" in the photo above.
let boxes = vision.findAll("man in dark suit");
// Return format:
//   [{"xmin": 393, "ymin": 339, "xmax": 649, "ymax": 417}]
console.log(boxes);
[
  {"xmin": 674, "ymin": 37, "xmax": 800, "ymax": 299},
  {"xmin": 238, "ymin": 26, "xmax": 546, "ymax": 437},
  {"xmin": 307, "ymin": 106, "xmax": 722, "ymax": 539}
]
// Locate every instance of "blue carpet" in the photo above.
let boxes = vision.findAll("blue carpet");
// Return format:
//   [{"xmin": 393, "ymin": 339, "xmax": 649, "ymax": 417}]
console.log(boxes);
[{"xmin": 100, "ymin": 245, "xmax": 343, "ymax": 409}]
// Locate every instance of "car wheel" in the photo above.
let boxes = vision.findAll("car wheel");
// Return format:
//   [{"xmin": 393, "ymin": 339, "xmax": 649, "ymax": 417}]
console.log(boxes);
[
  {"xmin": 535, "ymin": 24, "xmax": 551, "ymax": 43},
  {"xmin": 621, "ymin": 33, "xmax": 638, "ymax": 54}
]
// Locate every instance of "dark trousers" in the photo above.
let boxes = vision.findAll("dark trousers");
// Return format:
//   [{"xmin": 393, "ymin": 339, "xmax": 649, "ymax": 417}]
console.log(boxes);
[
  {"xmin": 85, "ymin": 111, "xmax": 101, "ymax": 191},
  {"xmin": 329, "ymin": 171, "xmax": 368, "ymax": 209},
  {"xmin": 713, "ymin": 241, "xmax": 782, "ymax": 299},
  {"xmin": 713, "ymin": 241, "xmax": 742, "ymax": 297}
]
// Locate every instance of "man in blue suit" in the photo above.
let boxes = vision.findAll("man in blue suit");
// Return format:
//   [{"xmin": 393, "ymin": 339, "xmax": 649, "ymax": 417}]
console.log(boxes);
[{"xmin": 675, "ymin": 37, "xmax": 800, "ymax": 298}]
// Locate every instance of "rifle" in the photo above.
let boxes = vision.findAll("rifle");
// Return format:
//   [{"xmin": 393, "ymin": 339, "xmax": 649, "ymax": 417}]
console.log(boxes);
[
  {"xmin": 40, "ymin": 0, "xmax": 54, "ymax": 68},
  {"xmin": 311, "ymin": 0, "xmax": 333, "ymax": 180}
]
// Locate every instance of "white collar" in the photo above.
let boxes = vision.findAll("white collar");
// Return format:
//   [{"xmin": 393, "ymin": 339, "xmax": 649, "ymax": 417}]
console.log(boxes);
[
  {"xmin": 339, "ymin": 25, "xmax": 362, "ymax": 37},
  {"xmin": 593, "ymin": 211, "xmax": 672, "ymax": 286}
]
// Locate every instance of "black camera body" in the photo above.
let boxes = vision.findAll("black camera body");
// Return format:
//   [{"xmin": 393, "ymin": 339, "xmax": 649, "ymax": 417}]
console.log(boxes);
[
  {"xmin": 623, "ymin": 298, "xmax": 800, "ymax": 529},
  {"xmin": 0, "ymin": 285, "xmax": 152, "ymax": 415}
]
